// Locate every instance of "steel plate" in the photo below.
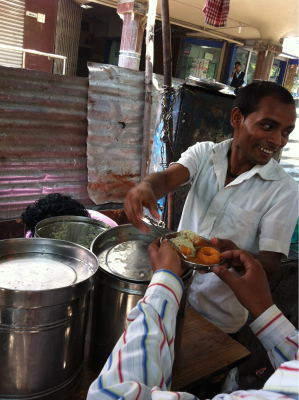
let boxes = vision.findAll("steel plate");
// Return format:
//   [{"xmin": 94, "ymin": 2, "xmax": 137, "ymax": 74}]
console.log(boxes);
[
  {"xmin": 189, "ymin": 76, "xmax": 227, "ymax": 91},
  {"xmin": 163, "ymin": 232, "xmax": 226, "ymax": 271}
]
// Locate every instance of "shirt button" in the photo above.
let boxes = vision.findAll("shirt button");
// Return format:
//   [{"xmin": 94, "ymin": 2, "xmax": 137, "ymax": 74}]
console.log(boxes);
[{"xmin": 210, "ymin": 212, "xmax": 215, "ymax": 217}]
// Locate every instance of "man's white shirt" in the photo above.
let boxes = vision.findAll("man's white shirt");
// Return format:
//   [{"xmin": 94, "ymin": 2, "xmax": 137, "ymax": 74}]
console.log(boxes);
[{"xmin": 172, "ymin": 139, "xmax": 298, "ymax": 333}]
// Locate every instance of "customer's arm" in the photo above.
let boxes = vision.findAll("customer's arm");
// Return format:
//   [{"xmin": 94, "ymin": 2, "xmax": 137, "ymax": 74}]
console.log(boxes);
[
  {"xmin": 87, "ymin": 246, "xmax": 298, "ymax": 400},
  {"xmin": 211, "ymin": 250, "xmax": 299, "ymax": 370}
]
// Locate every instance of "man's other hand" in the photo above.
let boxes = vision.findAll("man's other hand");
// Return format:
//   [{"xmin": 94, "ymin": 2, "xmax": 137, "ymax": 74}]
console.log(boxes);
[
  {"xmin": 124, "ymin": 182, "xmax": 160, "ymax": 234},
  {"xmin": 211, "ymin": 237, "xmax": 240, "ymax": 252},
  {"xmin": 148, "ymin": 238, "xmax": 185, "ymax": 279},
  {"xmin": 210, "ymin": 250, "xmax": 274, "ymax": 320}
]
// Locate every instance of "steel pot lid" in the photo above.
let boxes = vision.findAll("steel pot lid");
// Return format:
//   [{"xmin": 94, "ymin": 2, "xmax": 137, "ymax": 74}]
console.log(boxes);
[
  {"xmin": 35, "ymin": 215, "xmax": 112, "ymax": 250},
  {"xmin": 0, "ymin": 238, "xmax": 98, "ymax": 307},
  {"xmin": 106, "ymin": 240, "xmax": 153, "ymax": 281},
  {"xmin": 91, "ymin": 224, "xmax": 193, "ymax": 284}
]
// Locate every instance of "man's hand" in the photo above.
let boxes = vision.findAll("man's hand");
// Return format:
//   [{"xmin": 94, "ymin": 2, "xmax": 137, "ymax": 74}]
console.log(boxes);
[
  {"xmin": 148, "ymin": 238, "xmax": 185, "ymax": 279},
  {"xmin": 124, "ymin": 165, "xmax": 190, "ymax": 234},
  {"xmin": 211, "ymin": 237, "xmax": 239, "ymax": 252},
  {"xmin": 124, "ymin": 182, "xmax": 160, "ymax": 233},
  {"xmin": 210, "ymin": 250, "xmax": 274, "ymax": 319}
]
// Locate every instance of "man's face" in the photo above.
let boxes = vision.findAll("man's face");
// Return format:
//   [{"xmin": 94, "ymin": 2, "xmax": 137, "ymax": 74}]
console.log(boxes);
[
  {"xmin": 233, "ymin": 96, "xmax": 296, "ymax": 166},
  {"xmin": 235, "ymin": 64, "xmax": 241, "ymax": 73}
]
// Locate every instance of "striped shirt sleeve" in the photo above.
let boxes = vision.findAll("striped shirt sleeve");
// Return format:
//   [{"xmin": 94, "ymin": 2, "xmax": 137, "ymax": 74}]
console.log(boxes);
[
  {"xmin": 87, "ymin": 278, "xmax": 298, "ymax": 400},
  {"xmin": 250, "ymin": 305, "xmax": 298, "ymax": 367}
]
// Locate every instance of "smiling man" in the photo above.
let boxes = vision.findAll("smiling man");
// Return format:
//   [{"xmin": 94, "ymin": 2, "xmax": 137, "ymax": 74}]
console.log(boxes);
[{"xmin": 124, "ymin": 81, "xmax": 298, "ymax": 334}]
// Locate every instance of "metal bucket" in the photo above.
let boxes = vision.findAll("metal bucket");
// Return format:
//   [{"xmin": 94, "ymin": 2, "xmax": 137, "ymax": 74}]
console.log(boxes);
[
  {"xmin": 89, "ymin": 224, "xmax": 193, "ymax": 373},
  {"xmin": 0, "ymin": 238, "xmax": 98, "ymax": 399},
  {"xmin": 35, "ymin": 215, "xmax": 112, "ymax": 249}
]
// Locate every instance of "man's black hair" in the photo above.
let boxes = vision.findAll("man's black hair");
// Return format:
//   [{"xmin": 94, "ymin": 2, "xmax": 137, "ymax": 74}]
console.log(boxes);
[
  {"xmin": 21, "ymin": 193, "xmax": 90, "ymax": 234},
  {"xmin": 233, "ymin": 81, "xmax": 295, "ymax": 120},
  {"xmin": 235, "ymin": 61, "xmax": 241, "ymax": 66}
]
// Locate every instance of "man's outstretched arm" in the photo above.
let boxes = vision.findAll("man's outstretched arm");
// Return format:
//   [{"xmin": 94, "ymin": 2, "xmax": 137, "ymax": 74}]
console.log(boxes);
[{"xmin": 124, "ymin": 164, "xmax": 189, "ymax": 233}]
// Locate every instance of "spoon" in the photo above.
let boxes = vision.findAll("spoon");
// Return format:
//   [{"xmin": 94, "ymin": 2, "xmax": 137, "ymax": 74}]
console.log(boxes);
[{"xmin": 149, "ymin": 221, "xmax": 188, "ymax": 260}]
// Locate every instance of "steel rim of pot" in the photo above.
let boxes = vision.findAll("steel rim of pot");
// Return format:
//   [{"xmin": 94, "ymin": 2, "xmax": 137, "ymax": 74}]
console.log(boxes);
[{"xmin": 0, "ymin": 238, "xmax": 98, "ymax": 308}]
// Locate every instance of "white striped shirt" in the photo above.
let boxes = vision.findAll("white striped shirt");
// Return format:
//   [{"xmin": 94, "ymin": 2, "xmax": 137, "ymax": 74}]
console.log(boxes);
[{"xmin": 87, "ymin": 270, "xmax": 299, "ymax": 400}]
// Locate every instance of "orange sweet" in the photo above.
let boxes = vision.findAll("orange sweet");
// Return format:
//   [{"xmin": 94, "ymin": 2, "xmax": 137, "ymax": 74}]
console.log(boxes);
[{"xmin": 196, "ymin": 247, "xmax": 221, "ymax": 265}]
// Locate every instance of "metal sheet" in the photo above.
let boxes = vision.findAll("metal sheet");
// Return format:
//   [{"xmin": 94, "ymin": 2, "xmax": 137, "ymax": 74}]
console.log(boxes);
[
  {"xmin": 87, "ymin": 62, "xmax": 184, "ymax": 204},
  {"xmin": 0, "ymin": 0, "xmax": 25, "ymax": 68},
  {"xmin": 0, "ymin": 66, "xmax": 93, "ymax": 220}
]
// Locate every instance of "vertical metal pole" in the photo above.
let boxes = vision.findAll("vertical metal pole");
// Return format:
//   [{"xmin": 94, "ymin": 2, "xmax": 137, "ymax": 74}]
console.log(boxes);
[
  {"xmin": 22, "ymin": 52, "xmax": 26, "ymax": 68},
  {"xmin": 63, "ymin": 59, "xmax": 66, "ymax": 75},
  {"xmin": 141, "ymin": 0, "xmax": 157, "ymax": 180},
  {"xmin": 161, "ymin": 0, "xmax": 174, "ymax": 230},
  {"xmin": 161, "ymin": 0, "xmax": 172, "ymax": 88}
]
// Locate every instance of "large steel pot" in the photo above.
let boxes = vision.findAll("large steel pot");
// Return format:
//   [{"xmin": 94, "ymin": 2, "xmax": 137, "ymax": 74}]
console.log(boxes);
[
  {"xmin": 35, "ymin": 215, "xmax": 111, "ymax": 249},
  {"xmin": 89, "ymin": 224, "xmax": 193, "ymax": 373},
  {"xmin": 0, "ymin": 238, "xmax": 98, "ymax": 399}
]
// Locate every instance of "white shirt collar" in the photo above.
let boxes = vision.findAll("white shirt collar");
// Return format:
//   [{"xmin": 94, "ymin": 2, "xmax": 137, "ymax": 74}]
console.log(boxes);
[{"xmin": 212, "ymin": 138, "xmax": 281, "ymax": 183}]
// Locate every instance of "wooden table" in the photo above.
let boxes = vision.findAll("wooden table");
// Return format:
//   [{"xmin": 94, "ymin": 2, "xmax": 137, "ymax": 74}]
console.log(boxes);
[
  {"xmin": 68, "ymin": 307, "xmax": 250, "ymax": 399},
  {"xmin": 172, "ymin": 307, "xmax": 250, "ymax": 391}
]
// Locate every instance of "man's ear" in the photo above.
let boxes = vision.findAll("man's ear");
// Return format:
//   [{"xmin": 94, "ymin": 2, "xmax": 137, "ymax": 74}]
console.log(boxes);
[{"xmin": 230, "ymin": 107, "xmax": 243, "ymax": 129}]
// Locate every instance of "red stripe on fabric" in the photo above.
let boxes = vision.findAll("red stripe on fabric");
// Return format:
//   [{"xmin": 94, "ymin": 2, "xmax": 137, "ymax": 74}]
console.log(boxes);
[
  {"xmin": 168, "ymin": 336, "xmax": 174, "ymax": 346},
  {"xmin": 158, "ymin": 316, "xmax": 166, "ymax": 356},
  {"xmin": 118, "ymin": 349, "xmax": 123, "ymax": 383},
  {"xmin": 255, "ymin": 313, "xmax": 283, "ymax": 336},
  {"xmin": 149, "ymin": 283, "xmax": 180, "ymax": 307},
  {"xmin": 295, "ymin": 353, "xmax": 298, "ymax": 360},
  {"xmin": 143, "ymin": 296, "xmax": 148, "ymax": 303},
  {"xmin": 123, "ymin": 329, "xmax": 127, "ymax": 344},
  {"xmin": 159, "ymin": 374, "xmax": 164, "ymax": 388},
  {"xmin": 286, "ymin": 337, "xmax": 299, "ymax": 348},
  {"xmin": 127, "ymin": 318, "xmax": 134, "ymax": 322},
  {"xmin": 279, "ymin": 366, "xmax": 299, "ymax": 372},
  {"xmin": 136, "ymin": 381, "xmax": 142, "ymax": 400},
  {"xmin": 174, "ymin": 392, "xmax": 181, "ymax": 400}
]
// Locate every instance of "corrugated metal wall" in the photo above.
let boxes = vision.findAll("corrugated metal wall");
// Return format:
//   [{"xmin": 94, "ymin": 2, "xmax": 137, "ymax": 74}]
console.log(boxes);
[
  {"xmin": 0, "ymin": 66, "xmax": 93, "ymax": 220},
  {"xmin": 0, "ymin": 0, "xmax": 25, "ymax": 68},
  {"xmin": 87, "ymin": 63, "xmax": 184, "ymax": 204},
  {"xmin": 53, "ymin": 0, "xmax": 82, "ymax": 76}
]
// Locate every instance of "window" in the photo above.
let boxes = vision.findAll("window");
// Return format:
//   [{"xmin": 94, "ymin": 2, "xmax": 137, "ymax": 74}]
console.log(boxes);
[
  {"xmin": 247, "ymin": 52, "xmax": 257, "ymax": 85},
  {"xmin": 178, "ymin": 39, "xmax": 223, "ymax": 81}
]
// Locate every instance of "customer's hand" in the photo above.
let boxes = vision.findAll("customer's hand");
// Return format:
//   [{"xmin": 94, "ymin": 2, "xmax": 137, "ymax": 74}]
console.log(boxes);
[
  {"xmin": 211, "ymin": 237, "xmax": 239, "ymax": 252},
  {"xmin": 148, "ymin": 238, "xmax": 185, "ymax": 279},
  {"xmin": 210, "ymin": 250, "xmax": 274, "ymax": 320}
]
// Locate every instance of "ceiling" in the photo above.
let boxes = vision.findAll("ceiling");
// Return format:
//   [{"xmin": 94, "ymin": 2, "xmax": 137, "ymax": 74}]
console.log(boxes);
[{"xmin": 77, "ymin": 0, "xmax": 299, "ymax": 44}]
